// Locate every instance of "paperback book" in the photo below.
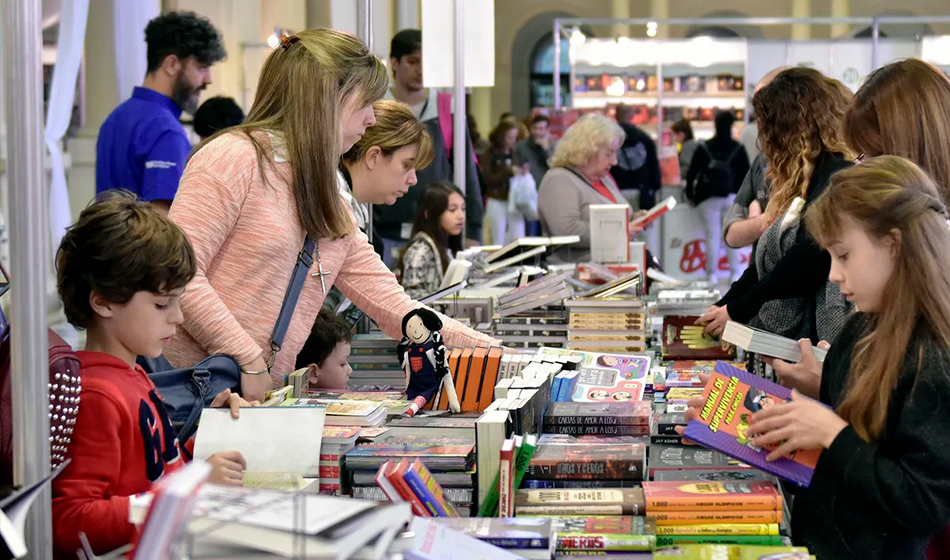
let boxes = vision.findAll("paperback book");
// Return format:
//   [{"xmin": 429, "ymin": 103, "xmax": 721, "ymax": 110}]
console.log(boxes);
[
  {"xmin": 515, "ymin": 488, "xmax": 646, "ymax": 516},
  {"xmin": 537, "ymin": 348, "xmax": 650, "ymax": 402},
  {"xmin": 642, "ymin": 481, "xmax": 783, "ymax": 512},
  {"xmin": 683, "ymin": 361, "xmax": 823, "ymax": 487},
  {"xmin": 550, "ymin": 516, "xmax": 656, "ymax": 552},
  {"xmin": 662, "ymin": 316, "xmax": 736, "ymax": 360},
  {"xmin": 526, "ymin": 440, "xmax": 646, "ymax": 480}
]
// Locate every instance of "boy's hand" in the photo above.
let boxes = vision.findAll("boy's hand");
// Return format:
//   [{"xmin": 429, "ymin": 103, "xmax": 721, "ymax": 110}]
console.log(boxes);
[
  {"xmin": 206, "ymin": 450, "xmax": 246, "ymax": 486},
  {"xmin": 210, "ymin": 388, "xmax": 260, "ymax": 419},
  {"xmin": 696, "ymin": 305, "xmax": 731, "ymax": 337}
]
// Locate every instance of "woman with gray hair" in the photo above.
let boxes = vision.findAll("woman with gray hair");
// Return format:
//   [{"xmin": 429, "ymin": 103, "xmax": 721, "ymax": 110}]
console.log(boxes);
[{"xmin": 538, "ymin": 113, "xmax": 645, "ymax": 262}]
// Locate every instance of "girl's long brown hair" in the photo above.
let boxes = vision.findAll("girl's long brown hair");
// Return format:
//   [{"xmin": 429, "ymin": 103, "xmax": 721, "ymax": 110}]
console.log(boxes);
[
  {"xmin": 195, "ymin": 29, "xmax": 388, "ymax": 240},
  {"xmin": 805, "ymin": 156, "xmax": 950, "ymax": 441},
  {"xmin": 845, "ymin": 58, "xmax": 950, "ymax": 205},
  {"xmin": 753, "ymin": 68, "xmax": 853, "ymax": 222}
]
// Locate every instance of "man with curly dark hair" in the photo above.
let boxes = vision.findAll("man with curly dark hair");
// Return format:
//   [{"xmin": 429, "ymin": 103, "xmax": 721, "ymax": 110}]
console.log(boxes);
[{"xmin": 96, "ymin": 11, "xmax": 226, "ymax": 214}]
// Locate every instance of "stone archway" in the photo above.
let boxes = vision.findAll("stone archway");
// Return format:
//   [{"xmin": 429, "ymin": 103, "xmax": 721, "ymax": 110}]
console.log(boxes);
[{"xmin": 685, "ymin": 10, "xmax": 764, "ymax": 39}]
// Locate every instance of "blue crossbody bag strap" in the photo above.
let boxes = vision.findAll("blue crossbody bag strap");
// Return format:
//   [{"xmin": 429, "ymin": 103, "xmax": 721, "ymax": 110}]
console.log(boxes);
[{"xmin": 267, "ymin": 236, "xmax": 315, "ymax": 367}]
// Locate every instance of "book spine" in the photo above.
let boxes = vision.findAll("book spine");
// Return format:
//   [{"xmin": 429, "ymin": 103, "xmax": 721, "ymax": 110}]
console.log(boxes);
[
  {"xmin": 543, "ymin": 415, "xmax": 650, "ymax": 426},
  {"xmin": 556, "ymin": 535, "xmax": 655, "ymax": 552},
  {"xmin": 645, "ymin": 495, "xmax": 780, "ymax": 512},
  {"xmin": 654, "ymin": 523, "xmax": 779, "ymax": 536},
  {"xmin": 374, "ymin": 461, "xmax": 404, "ymax": 503},
  {"xmin": 499, "ymin": 443, "xmax": 516, "ymax": 517},
  {"xmin": 478, "ymin": 537, "xmax": 552, "ymax": 550},
  {"xmin": 544, "ymin": 425, "xmax": 650, "ymax": 436},
  {"xmin": 512, "ymin": 438, "xmax": 537, "ymax": 492},
  {"xmin": 522, "ymin": 479, "xmax": 639, "ymax": 489},
  {"xmin": 413, "ymin": 460, "xmax": 460, "ymax": 517},
  {"xmin": 402, "ymin": 467, "xmax": 447, "ymax": 517},
  {"xmin": 476, "ymin": 471, "xmax": 502, "ymax": 517},
  {"xmin": 527, "ymin": 459, "xmax": 645, "ymax": 480},
  {"xmin": 387, "ymin": 463, "xmax": 430, "ymax": 517},
  {"xmin": 650, "ymin": 434, "xmax": 684, "ymax": 445},
  {"xmin": 652, "ymin": 510, "xmax": 782, "ymax": 525},
  {"xmin": 654, "ymin": 535, "xmax": 784, "ymax": 547},
  {"xmin": 655, "ymin": 422, "xmax": 684, "ymax": 435},
  {"xmin": 515, "ymin": 504, "xmax": 631, "ymax": 515}
]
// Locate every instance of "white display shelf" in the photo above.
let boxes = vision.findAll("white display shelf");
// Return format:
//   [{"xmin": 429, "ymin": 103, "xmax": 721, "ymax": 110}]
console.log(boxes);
[{"xmin": 573, "ymin": 92, "xmax": 746, "ymax": 110}]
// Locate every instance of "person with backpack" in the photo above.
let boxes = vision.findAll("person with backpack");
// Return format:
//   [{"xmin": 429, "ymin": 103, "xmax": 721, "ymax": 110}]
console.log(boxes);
[{"xmin": 685, "ymin": 111, "xmax": 751, "ymax": 284}]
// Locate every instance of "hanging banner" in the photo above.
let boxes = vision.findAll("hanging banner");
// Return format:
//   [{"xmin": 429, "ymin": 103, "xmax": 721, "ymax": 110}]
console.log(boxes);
[{"xmin": 421, "ymin": 0, "xmax": 495, "ymax": 88}]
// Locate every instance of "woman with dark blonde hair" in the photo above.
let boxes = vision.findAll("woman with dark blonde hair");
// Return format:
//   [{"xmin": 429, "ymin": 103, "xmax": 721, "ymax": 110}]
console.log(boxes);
[
  {"xmin": 165, "ymin": 30, "xmax": 497, "ymax": 400},
  {"xmin": 698, "ymin": 68, "xmax": 854, "ymax": 343}
]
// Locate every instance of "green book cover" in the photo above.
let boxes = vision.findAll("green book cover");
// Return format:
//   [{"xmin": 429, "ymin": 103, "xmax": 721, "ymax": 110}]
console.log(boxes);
[
  {"xmin": 655, "ymin": 535, "xmax": 784, "ymax": 547},
  {"xmin": 479, "ymin": 435, "xmax": 532, "ymax": 517}
]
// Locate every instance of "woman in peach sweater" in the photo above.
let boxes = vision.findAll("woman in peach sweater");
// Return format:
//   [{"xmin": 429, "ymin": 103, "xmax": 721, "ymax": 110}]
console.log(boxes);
[{"xmin": 165, "ymin": 29, "xmax": 497, "ymax": 400}]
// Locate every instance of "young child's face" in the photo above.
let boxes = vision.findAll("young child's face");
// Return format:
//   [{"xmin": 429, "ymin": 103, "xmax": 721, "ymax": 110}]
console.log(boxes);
[
  {"xmin": 827, "ymin": 217, "xmax": 897, "ymax": 313},
  {"xmin": 439, "ymin": 193, "xmax": 466, "ymax": 237},
  {"xmin": 105, "ymin": 289, "xmax": 184, "ymax": 358},
  {"xmin": 310, "ymin": 341, "xmax": 353, "ymax": 390}
]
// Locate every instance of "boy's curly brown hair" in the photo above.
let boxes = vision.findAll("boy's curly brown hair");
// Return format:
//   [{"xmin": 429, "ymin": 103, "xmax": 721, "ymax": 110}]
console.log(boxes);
[
  {"xmin": 753, "ymin": 67, "xmax": 854, "ymax": 222},
  {"xmin": 56, "ymin": 190, "xmax": 197, "ymax": 329}
]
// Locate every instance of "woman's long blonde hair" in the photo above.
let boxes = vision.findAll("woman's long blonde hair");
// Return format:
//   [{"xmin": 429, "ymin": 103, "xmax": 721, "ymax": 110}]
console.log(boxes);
[
  {"xmin": 550, "ymin": 113, "xmax": 625, "ymax": 169},
  {"xmin": 806, "ymin": 156, "xmax": 950, "ymax": 441},
  {"xmin": 195, "ymin": 29, "xmax": 388, "ymax": 240},
  {"xmin": 342, "ymin": 99, "xmax": 434, "ymax": 169},
  {"xmin": 753, "ymin": 68, "xmax": 853, "ymax": 221}
]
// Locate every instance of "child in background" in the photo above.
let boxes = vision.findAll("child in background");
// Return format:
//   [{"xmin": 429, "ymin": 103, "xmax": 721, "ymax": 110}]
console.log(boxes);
[
  {"xmin": 397, "ymin": 182, "xmax": 465, "ymax": 299},
  {"xmin": 295, "ymin": 309, "xmax": 354, "ymax": 389},
  {"xmin": 52, "ymin": 191, "xmax": 254, "ymax": 559},
  {"xmin": 740, "ymin": 157, "xmax": 950, "ymax": 559}
]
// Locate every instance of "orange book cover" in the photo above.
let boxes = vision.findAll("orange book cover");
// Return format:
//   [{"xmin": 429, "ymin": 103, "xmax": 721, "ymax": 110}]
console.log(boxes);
[
  {"xmin": 478, "ymin": 347, "xmax": 503, "ymax": 410},
  {"xmin": 436, "ymin": 347, "xmax": 464, "ymax": 410},
  {"xmin": 641, "ymin": 481, "xmax": 782, "ymax": 512},
  {"xmin": 386, "ymin": 459, "xmax": 429, "ymax": 516},
  {"xmin": 453, "ymin": 348, "xmax": 475, "ymax": 407},
  {"xmin": 462, "ymin": 348, "xmax": 489, "ymax": 412},
  {"xmin": 651, "ymin": 509, "xmax": 783, "ymax": 526}
]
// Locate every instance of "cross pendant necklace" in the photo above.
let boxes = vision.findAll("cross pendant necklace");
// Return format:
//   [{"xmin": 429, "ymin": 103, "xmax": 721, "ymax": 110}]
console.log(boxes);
[{"xmin": 311, "ymin": 240, "xmax": 329, "ymax": 295}]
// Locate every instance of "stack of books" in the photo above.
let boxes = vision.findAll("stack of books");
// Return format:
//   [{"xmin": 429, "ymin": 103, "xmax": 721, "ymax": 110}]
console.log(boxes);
[
  {"xmin": 519, "ymin": 434, "xmax": 648, "ymax": 495},
  {"xmin": 564, "ymin": 297, "xmax": 648, "ymax": 353},
  {"xmin": 494, "ymin": 312, "xmax": 569, "ymax": 350},
  {"xmin": 347, "ymin": 333, "xmax": 404, "ymax": 390},
  {"xmin": 307, "ymin": 389, "xmax": 412, "ymax": 416},
  {"xmin": 647, "ymin": 442, "xmax": 752, "ymax": 480},
  {"xmin": 372, "ymin": 458, "xmax": 461, "ymax": 517},
  {"xmin": 655, "ymin": 288, "xmax": 720, "ymax": 316},
  {"xmin": 345, "ymin": 435, "xmax": 477, "ymax": 515},
  {"xmin": 643, "ymin": 480, "xmax": 786, "ymax": 547},
  {"xmin": 319, "ymin": 425, "xmax": 361, "ymax": 495},
  {"xmin": 495, "ymin": 273, "xmax": 573, "ymax": 324},
  {"xmin": 542, "ymin": 401, "xmax": 651, "ymax": 437},
  {"xmin": 537, "ymin": 347, "xmax": 652, "ymax": 403},
  {"xmin": 549, "ymin": 516, "xmax": 656, "ymax": 558},
  {"xmin": 283, "ymin": 398, "xmax": 388, "ymax": 428}
]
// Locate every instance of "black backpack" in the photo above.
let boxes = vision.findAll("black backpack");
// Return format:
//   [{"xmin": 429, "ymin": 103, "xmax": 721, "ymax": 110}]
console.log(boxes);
[{"xmin": 689, "ymin": 143, "xmax": 743, "ymax": 204}]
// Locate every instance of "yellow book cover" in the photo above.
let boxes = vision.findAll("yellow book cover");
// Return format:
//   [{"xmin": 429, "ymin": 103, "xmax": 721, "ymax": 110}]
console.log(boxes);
[{"xmin": 655, "ymin": 523, "xmax": 779, "ymax": 536}]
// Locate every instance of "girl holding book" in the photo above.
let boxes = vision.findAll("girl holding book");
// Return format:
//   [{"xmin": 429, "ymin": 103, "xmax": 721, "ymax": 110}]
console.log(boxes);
[
  {"xmin": 744, "ymin": 156, "xmax": 950, "ymax": 560},
  {"xmin": 397, "ymin": 182, "xmax": 465, "ymax": 299},
  {"xmin": 768, "ymin": 58, "xmax": 950, "ymax": 397}
]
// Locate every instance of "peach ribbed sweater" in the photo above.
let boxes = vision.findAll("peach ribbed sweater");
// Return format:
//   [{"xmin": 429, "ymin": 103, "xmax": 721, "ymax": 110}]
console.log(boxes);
[{"xmin": 164, "ymin": 132, "xmax": 497, "ymax": 387}]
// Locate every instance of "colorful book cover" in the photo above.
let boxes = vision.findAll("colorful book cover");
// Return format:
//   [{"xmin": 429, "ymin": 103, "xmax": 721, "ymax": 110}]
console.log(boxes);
[
  {"xmin": 652, "ymin": 469, "xmax": 778, "ymax": 485},
  {"xmin": 654, "ymin": 523, "xmax": 779, "ymax": 536},
  {"xmin": 515, "ymin": 488, "xmax": 646, "ymax": 516},
  {"xmin": 665, "ymin": 371, "xmax": 705, "ymax": 388},
  {"xmin": 387, "ymin": 459, "xmax": 429, "ymax": 516},
  {"xmin": 322, "ymin": 425, "xmax": 362, "ymax": 440},
  {"xmin": 543, "ymin": 401, "xmax": 652, "ymax": 426},
  {"xmin": 407, "ymin": 459, "xmax": 460, "ymax": 517},
  {"xmin": 665, "ymin": 387, "xmax": 705, "ymax": 404},
  {"xmin": 550, "ymin": 516, "xmax": 655, "ymax": 551},
  {"xmin": 429, "ymin": 518, "xmax": 554, "ymax": 550},
  {"xmin": 526, "ymin": 440, "xmax": 646, "ymax": 480},
  {"xmin": 683, "ymin": 361, "xmax": 823, "ymax": 487},
  {"xmin": 292, "ymin": 399, "xmax": 381, "ymax": 416},
  {"xmin": 642, "ymin": 481, "xmax": 782, "ymax": 512},
  {"xmin": 651, "ymin": 510, "xmax": 782, "ymax": 526},
  {"xmin": 374, "ymin": 460, "xmax": 404, "ymax": 503},
  {"xmin": 653, "ymin": 545, "xmax": 811, "ymax": 559},
  {"xmin": 662, "ymin": 316, "xmax": 737, "ymax": 360}
]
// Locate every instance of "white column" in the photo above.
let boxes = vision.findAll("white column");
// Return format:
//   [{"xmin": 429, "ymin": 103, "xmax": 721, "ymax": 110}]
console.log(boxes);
[
  {"xmin": 3, "ymin": 1, "xmax": 52, "ymax": 559},
  {"xmin": 331, "ymin": 0, "xmax": 358, "ymax": 35},
  {"xmin": 792, "ymin": 0, "xmax": 811, "ymax": 40}
]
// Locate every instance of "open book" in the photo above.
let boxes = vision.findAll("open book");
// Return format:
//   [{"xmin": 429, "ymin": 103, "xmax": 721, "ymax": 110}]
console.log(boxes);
[
  {"xmin": 631, "ymin": 196, "xmax": 677, "ymax": 229},
  {"xmin": 193, "ymin": 407, "xmax": 326, "ymax": 490},
  {"xmin": 722, "ymin": 321, "xmax": 828, "ymax": 364},
  {"xmin": 0, "ymin": 459, "xmax": 70, "ymax": 559}
]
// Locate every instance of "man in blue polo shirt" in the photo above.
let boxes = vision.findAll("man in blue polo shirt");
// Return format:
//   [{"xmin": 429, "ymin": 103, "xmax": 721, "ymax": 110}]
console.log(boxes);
[{"xmin": 96, "ymin": 11, "xmax": 226, "ymax": 214}]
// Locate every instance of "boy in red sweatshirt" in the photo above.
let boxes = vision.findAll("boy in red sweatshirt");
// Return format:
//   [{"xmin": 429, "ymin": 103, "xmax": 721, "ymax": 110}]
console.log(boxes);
[{"xmin": 52, "ymin": 191, "xmax": 254, "ymax": 558}]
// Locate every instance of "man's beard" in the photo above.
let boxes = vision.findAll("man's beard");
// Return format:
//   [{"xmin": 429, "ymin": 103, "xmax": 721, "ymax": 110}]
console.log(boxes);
[{"xmin": 172, "ymin": 73, "xmax": 202, "ymax": 114}]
